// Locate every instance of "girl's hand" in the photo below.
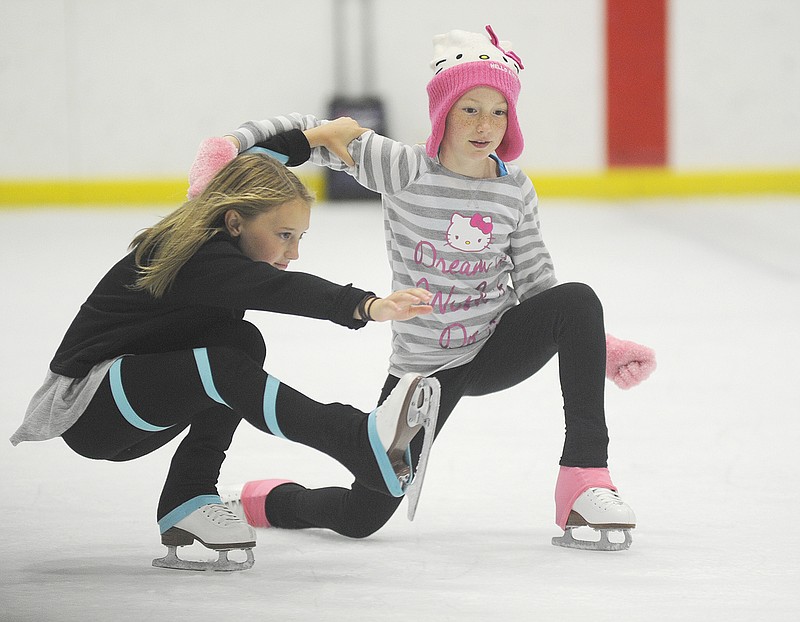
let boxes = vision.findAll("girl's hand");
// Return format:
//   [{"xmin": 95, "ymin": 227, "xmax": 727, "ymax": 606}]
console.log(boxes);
[
  {"xmin": 605, "ymin": 334, "xmax": 657, "ymax": 389},
  {"xmin": 359, "ymin": 288, "xmax": 434, "ymax": 322},
  {"xmin": 304, "ymin": 117, "xmax": 369, "ymax": 167}
]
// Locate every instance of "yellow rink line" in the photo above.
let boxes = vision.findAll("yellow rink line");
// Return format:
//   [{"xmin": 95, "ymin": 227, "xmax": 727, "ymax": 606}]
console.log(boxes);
[{"xmin": 1, "ymin": 168, "xmax": 799, "ymax": 207}]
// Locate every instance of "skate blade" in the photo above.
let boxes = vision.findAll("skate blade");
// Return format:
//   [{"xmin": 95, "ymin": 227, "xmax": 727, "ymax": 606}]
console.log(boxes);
[
  {"xmin": 551, "ymin": 527, "xmax": 633, "ymax": 552},
  {"xmin": 405, "ymin": 378, "xmax": 441, "ymax": 521},
  {"xmin": 368, "ymin": 376, "xmax": 438, "ymax": 498},
  {"xmin": 385, "ymin": 376, "xmax": 426, "ymax": 479},
  {"xmin": 152, "ymin": 545, "xmax": 255, "ymax": 571}
]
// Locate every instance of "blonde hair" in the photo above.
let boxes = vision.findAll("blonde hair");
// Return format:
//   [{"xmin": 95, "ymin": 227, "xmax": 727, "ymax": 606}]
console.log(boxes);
[{"xmin": 130, "ymin": 153, "xmax": 314, "ymax": 298}]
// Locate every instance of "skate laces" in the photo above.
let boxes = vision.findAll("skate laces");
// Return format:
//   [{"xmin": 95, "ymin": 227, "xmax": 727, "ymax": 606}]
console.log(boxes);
[
  {"xmin": 588, "ymin": 488, "xmax": 625, "ymax": 508},
  {"xmin": 220, "ymin": 492, "xmax": 243, "ymax": 509},
  {"xmin": 201, "ymin": 503, "xmax": 244, "ymax": 527}
]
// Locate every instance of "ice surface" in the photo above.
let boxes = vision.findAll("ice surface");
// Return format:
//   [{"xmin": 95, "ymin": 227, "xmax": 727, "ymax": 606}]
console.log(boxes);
[{"xmin": 2, "ymin": 197, "xmax": 799, "ymax": 621}]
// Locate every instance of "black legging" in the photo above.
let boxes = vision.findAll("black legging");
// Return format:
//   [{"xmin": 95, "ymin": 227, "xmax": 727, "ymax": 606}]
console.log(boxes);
[
  {"xmin": 61, "ymin": 320, "xmax": 393, "ymax": 522},
  {"xmin": 265, "ymin": 282, "xmax": 609, "ymax": 538}
]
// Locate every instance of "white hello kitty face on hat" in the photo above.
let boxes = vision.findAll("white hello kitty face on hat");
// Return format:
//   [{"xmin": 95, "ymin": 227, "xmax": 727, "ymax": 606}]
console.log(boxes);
[{"xmin": 430, "ymin": 25, "xmax": 523, "ymax": 76}]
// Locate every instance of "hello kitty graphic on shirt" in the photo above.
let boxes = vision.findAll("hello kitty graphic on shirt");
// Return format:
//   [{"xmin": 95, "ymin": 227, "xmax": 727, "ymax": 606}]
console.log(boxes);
[
  {"xmin": 412, "ymin": 210, "xmax": 508, "ymax": 350},
  {"xmin": 445, "ymin": 213, "xmax": 493, "ymax": 253}
]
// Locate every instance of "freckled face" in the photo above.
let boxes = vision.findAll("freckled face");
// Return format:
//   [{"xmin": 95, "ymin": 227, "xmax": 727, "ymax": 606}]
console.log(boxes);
[
  {"xmin": 225, "ymin": 198, "xmax": 310, "ymax": 270},
  {"xmin": 440, "ymin": 86, "xmax": 508, "ymax": 171}
]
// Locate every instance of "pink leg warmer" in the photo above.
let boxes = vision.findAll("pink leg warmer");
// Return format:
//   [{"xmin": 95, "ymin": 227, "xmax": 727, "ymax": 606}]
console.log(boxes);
[
  {"xmin": 241, "ymin": 479, "xmax": 294, "ymax": 528},
  {"xmin": 554, "ymin": 466, "xmax": 616, "ymax": 529}
]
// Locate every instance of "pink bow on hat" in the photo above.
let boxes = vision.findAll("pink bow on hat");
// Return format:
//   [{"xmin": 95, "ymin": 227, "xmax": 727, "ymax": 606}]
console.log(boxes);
[{"xmin": 484, "ymin": 25, "xmax": 525, "ymax": 70}]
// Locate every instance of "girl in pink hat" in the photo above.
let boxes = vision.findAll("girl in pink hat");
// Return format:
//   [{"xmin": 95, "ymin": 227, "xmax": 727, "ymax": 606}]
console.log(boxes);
[{"xmin": 194, "ymin": 25, "xmax": 656, "ymax": 551}]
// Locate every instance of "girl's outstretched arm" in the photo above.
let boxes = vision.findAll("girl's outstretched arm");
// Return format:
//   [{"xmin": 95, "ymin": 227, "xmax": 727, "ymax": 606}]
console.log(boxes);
[
  {"xmin": 353, "ymin": 288, "xmax": 434, "ymax": 322},
  {"xmin": 304, "ymin": 117, "xmax": 369, "ymax": 167},
  {"xmin": 229, "ymin": 114, "xmax": 426, "ymax": 194}
]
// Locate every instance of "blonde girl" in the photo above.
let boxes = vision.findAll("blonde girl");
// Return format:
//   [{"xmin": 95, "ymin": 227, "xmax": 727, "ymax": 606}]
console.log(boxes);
[{"xmin": 12, "ymin": 129, "xmax": 439, "ymax": 570}]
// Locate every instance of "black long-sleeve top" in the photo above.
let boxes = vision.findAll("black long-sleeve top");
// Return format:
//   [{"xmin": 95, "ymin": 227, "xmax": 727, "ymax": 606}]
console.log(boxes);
[
  {"xmin": 51, "ymin": 129, "xmax": 371, "ymax": 378},
  {"xmin": 50, "ymin": 219, "xmax": 369, "ymax": 379}
]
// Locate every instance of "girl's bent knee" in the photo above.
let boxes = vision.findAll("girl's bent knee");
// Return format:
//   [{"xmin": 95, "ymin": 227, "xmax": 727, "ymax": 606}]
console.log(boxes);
[
  {"xmin": 562, "ymin": 281, "xmax": 598, "ymax": 301},
  {"xmin": 560, "ymin": 282, "xmax": 602, "ymax": 313}
]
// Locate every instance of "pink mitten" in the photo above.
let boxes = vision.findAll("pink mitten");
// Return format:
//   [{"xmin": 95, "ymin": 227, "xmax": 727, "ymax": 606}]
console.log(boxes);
[
  {"xmin": 605, "ymin": 333, "xmax": 656, "ymax": 390},
  {"xmin": 187, "ymin": 136, "xmax": 238, "ymax": 199}
]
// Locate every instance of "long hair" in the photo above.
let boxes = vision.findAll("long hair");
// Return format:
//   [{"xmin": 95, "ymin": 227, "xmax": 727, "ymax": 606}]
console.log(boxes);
[{"xmin": 130, "ymin": 153, "xmax": 313, "ymax": 298}]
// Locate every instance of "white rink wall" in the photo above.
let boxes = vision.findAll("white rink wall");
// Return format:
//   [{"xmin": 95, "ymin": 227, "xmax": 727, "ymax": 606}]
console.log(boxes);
[
  {"xmin": 669, "ymin": 0, "xmax": 800, "ymax": 170},
  {"xmin": 1, "ymin": 0, "xmax": 798, "ymax": 178}
]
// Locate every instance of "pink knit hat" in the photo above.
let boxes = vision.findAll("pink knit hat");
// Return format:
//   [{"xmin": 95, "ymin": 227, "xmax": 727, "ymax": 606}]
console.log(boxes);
[{"xmin": 426, "ymin": 25, "xmax": 525, "ymax": 162}]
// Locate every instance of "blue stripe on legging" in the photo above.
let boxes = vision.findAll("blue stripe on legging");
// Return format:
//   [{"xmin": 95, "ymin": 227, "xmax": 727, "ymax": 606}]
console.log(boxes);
[
  {"xmin": 263, "ymin": 375, "xmax": 286, "ymax": 439},
  {"xmin": 193, "ymin": 348, "xmax": 231, "ymax": 407},
  {"xmin": 367, "ymin": 409, "xmax": 407, "ymax": 498},
  {"xmin": 158, "ymin": 494, "xmax": 222, "ymax": 533},
  {"xmin": 109, "ymin": 357, "xmax": 173, "ymax": 432},
  {"xmin": 193, "ymin": 347, "xmax": 284, "ymax": 438}
]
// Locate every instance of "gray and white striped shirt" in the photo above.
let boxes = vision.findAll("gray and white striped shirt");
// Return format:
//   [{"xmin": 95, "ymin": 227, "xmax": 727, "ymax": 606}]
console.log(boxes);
[{"xmin": 232, "ymin": 114, "xmax": 557, "ymax": 376}]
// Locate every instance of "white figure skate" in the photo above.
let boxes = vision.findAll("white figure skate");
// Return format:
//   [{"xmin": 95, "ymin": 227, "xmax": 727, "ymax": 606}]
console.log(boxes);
[
  {"xmin": 218, "ymin": 374, "xmax": 441, "ymax": 527},
  {"xmin": 368, "ymin": 373, "xmax": 440, "ymax": 520},
  {"xmin": 551, "ymin": 487, "xmax": 636, "ymax": 552},
  {"xmin": 152, "ymin": 503, "xmax": 256, "ymax": 571}
]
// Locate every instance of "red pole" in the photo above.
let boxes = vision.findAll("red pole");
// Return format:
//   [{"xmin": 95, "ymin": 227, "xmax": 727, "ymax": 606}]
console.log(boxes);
[{"xmin": 606, "ymin": 0, "xmax": 668, "ymax": 167}]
